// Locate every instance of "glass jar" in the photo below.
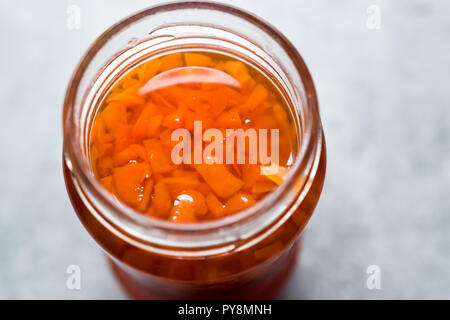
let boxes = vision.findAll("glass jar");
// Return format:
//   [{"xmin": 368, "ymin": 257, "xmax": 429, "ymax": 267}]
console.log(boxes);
[{"xmin": 63, "ymin": 1, "xmax": 326, "ymax": 299}]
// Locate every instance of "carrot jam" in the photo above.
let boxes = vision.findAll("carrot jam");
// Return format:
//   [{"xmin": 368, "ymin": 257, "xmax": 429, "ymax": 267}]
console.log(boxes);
[{"xmin": 89, "ymin": 51, "xmax": 297, "ymax": 223}]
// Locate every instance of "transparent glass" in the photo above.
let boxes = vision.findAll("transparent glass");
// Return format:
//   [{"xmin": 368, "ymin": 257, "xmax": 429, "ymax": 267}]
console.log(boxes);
[{"xmin": 63, "ymin": 1, "xmax": 326, "ymax": 299}]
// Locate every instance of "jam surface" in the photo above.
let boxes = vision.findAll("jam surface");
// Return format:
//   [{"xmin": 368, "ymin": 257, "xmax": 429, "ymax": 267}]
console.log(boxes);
[{"xmin": 90, "ymin": 51, "xmax": 296, "ymax": 222}]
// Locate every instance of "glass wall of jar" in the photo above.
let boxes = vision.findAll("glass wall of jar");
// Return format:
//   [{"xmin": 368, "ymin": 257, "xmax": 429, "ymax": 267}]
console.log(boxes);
[{"xmin": 63, "ymin": 2, "xmax": 326, "ymax": 299}]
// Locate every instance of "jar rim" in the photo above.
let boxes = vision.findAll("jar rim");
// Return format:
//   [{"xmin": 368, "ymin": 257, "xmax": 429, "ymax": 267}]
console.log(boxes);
[{"xmin": 63, "ymin": 1, "xmax": 322, "ymax": 250}]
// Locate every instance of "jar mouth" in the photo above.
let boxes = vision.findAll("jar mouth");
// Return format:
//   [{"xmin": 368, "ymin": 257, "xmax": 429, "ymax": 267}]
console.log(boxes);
[{"xmin": 63, "ymin": 1, "xmax": 322, "ymax": 251}]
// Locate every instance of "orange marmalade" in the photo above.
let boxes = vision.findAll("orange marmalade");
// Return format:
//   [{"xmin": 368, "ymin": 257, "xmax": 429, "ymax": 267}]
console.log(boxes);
[{"xmin": 89, "ymin": 51, "xmax": 296, "ymax": 223}]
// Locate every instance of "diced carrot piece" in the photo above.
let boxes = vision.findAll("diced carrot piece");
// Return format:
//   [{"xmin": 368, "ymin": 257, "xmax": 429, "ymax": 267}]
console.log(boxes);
[
  {"xmin": 112, "ymin": 143, "xmax": 148, "ymax": 166},
  {"xmin": 272, "ymin": 103, "xmax": 288, "ymax": 124},
  {"xmin": 121, "ymin": 77, "xmax": 140, "ymax": 91},
  {"xmin": 91, "ymin": 115, "xmax": 113, "ymax": 145},
  {"xmin": 242, "ymin": 77, "xmax": 257, "ymax": 94},
  {"xmin": 148, "ymin": 114, "xmax": 163, "ymax": 137},
  {"xmin": 132, "ymin": 105, "xmax": 153, "ymax": 142},
  {"xmin": 184, "ymin": 52, "xmax": 212, "ymax": 67},
  {"xmin": 161, "ymin": 176, "xmax": 201, "ymax": 186},
  {"xmin": 207, "ymin": 86, "xmax": 244, "ymax": 110},
  {"xmin": 206, "ymin": 193, "xmax": 226, "ymax": 217},
  {"xmin": 100, "ymin": 176, "xmax": 113, "ymax": 192},
  {"xmin": 176, "ymin": 90, "xmax": 202, "ymax": 111},
  {"xmin": 169, "ymin": 201, "xmax": 196, "ymax": 223},
  {"xmin": 252, "ymin": 100, "xmax": 272, "ymax": 115},
  {"xmin": 97, "ymin": 142, "xmax": 114, "ymax": 157},
  {"xmin": 199, "ymin": 103, "xmax": 211, "ymax": 112},
  {"xmin": 166, "ymin": 183, "xmax": 186, "ymax": 200},
  {"xmin": 225, "ymin": 193, "xmax": 256, "ymax": 214},
  {"xmin": 106, "ymin": 93, "xmax": 145, "ymax": 106},
  {"xmin": 162, "ymin": 108, "xmax": 184, "ymax": 129},
  {"xmin": 241, "ymin": 84, "xmax": 268, "ymax": 112},
  {"xmin": 143, "ymin": 139, "xmax": 174, "ymax": 173},
  {"xmin": 220, "ymin": 86, "xmax": 244, "ymax": 100},
  {"xmin": 138, "ymin": 179, "xmax": 154, "ymax": 212},
  {"xmin": 196, "ymin": 182, "xmax": 212, "ymax": 196},
  {"xmin": 129, "ymin": 144, "xmax": 150, "ymax": 162},
  {"xmin": 242, "ymin": 164, "xmax": 261, "ymax": 192},
  {"xmin": 213, "ymin": 60, "xmax": 226, "ymax": 71},
  {"xmin": 174, "ymin": 189, "xmax": 208, "ymax": 215},
  {"xmin": 210, "ymin": 90, "xmax": 227, "ymax": 117},
  {"xmin": 152, "ymin": 172, "xmax": 165, "ymax": 182},
  {"xmin": 113, "ymin": 146, "xmax": 138, "ymax": 166},
  {"xmin": 224, "ymin": 60, "xmax": 250, "ymax": 86},
  {"xmin": 194, "ymin": 163, "xmax": 243, "ymax": 198},
  {"xmin": 172, "ymin": 169, "xmax": 200, "ymax": 179},
  {"xmin": 112, "ymin": 162, "xmax": 151, "ymax": 207},
  {"xmin": 184, "ymin": 110, "xmax": 212, "ymax": 131},
  {"xmin": 146, "ymin": 205, "xmax": 156, "ymax": 218},
  {"xmin": 183, "ymin": 111, "xmax": 214, "ymax": 131},
  {"xmin": 251, "ymin": 180, "xmax": 277, "ymax": 194},
  {"xmin": 191, "ymin": 191, "xmax": 208, "ymax": 215},
  {"xmin": 126, "ymin": 104, "xmax": 144, "ymax": 124},
  {"xmin": 159, "ymin": 128, "xmax": 181, "ymax": 149},
  {"xmin": 114, "ymin": 124, "xmax": 133, "ymax": 152},
  {"xmin": 101, "ymin": 103, "xmax": 127, "ymax": 134},
  {"xmin": 231, "ymin": 164, "xmax": 241, "ymax": 180},
  {"xmin": 149, "ymin": 91, "xmax": 176, "ymax": 109},
  {"xmin": 152, "ymin": 182, "xmax": 172, "ymax": 218},
  {"xmin": 123, "ymin": 83, "xmax": 144, "ymax": 96},
  {"xmin": 158, "ymin": 86, "xmax": 186, "ymax": 105},
  {"xmin": 214, "ymin": 107, "xmax": 241, "ymax": 128},
  {"xmin": 254, "ymin": 112, "xmax": 278, "ymax": 129},
  {"xmin": 97, "ymin": 157, "xmax": 114, "ymax": 177},
  {"xmin": 138, "ymin": 58, "xmax": 162, "ymax": 82},
  {"xmin": 91, "ymin": 113, "xmax": 114, "ymax": 157},
  {"xmin": 160, "ymin": 52, "xmax": 184, "ymax": 72},
  {"xmin": 260, "ymin": 164, "xmax": 290, "ymax": 185},
  {"xmin": 183, "ymin": 111, "xmax": 195, "ymax": 131}
]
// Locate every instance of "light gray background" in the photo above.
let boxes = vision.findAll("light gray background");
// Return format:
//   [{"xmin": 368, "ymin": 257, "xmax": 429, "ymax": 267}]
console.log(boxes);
[{"xmin": 0, "ymin": 0, "xmax": 449, "ymax": 299}]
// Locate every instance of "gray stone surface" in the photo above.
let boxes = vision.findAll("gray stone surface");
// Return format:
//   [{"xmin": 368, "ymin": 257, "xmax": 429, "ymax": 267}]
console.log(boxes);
[{"xmin": 0, "ymin": 0, "xmax": 448, "ymax": 299}]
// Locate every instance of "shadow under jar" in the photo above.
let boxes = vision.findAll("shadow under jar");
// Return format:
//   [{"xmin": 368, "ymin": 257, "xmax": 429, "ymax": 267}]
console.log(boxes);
[{"xmin": 62, "ymin": 2, "xmax": 326, "ymax": 299}]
